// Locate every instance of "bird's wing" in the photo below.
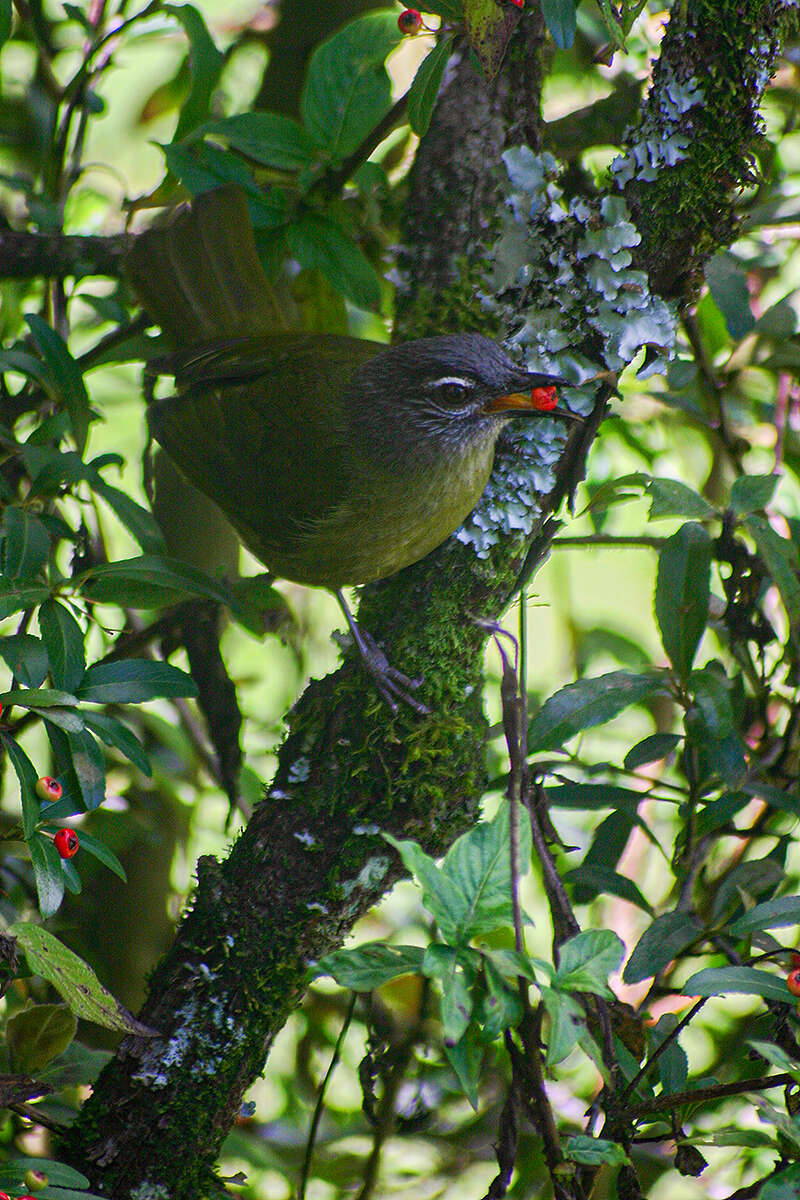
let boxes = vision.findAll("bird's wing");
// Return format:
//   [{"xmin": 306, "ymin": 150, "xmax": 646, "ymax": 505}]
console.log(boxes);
[{"xmin": 148, "ymin": 334, "xmax": 385, "ymax": 569}]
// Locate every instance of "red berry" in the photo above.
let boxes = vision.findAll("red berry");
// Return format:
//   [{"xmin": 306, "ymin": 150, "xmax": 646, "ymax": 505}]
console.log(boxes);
[
  {"xmin": 787, "ymin": 968, "xmax": 800, "ymax": 997},
  {"xmin": 35, "ymin": 775, "xmax": 63, "ymax": 802},
  {"xmin": 0, "ymin": 1191, "xmax": 11, "ymax": 1199},
  {"xmin": 398, "ymin": 8, "xmax": 423, "ymax": 35},
  {"xmin": 509, "ymin": 0, "xmax": 524, "ymax": 6},
  {"xmin": 530, "ymin": 385, "xmax": 559, "ymax": 411},
  {"xmin": 54, "ymin": 828, "xmax": 79, "ymax": 859}
]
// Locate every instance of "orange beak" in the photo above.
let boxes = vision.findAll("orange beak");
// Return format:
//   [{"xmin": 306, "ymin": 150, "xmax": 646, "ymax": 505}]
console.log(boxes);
[{"xmin": 485, "ymin": 385, "xmax": 561, "ymax": 414}]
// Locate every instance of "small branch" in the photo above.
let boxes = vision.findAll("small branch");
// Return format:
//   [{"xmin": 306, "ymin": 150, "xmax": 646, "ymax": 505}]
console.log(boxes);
[
  {"xmin": 0, "ymin": 230, "xmax": 132, "ymax": 280},
  {"xmin": 553, "ymin": 534, "xmax": 664, "ymax": 549},
  {"xmin": 319, "ymin": 93, "xmax": 410, "ymax": 198},
  {"xmin": 298, "ymin": 993, "xmax": 357, "ymax": 1200},
  {"xmin": 618, "ymin": 1071, "xmax": 797, "ymax": 1123},
  {"xmin": 525, "ymin": 782, "xmax": 580, "ymax": 952},
  {"xmin": 618, "ymin": 998, "xmax": 706, "ymax": 1105},
  {"xmin": 682, "ymin": 311, "xmax": 745, "ymax": 476}
]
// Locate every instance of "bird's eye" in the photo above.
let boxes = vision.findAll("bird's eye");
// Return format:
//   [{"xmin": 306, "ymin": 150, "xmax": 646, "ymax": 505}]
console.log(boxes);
[{"xmin": 426, "ymin": 376, "xmax": 475, "ymax": 406}]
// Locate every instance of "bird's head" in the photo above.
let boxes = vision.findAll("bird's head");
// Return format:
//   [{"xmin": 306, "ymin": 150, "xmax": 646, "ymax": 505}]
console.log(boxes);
[{"xmin": 350, "ymin": 333, "xmax": 576, "ymax": 461}]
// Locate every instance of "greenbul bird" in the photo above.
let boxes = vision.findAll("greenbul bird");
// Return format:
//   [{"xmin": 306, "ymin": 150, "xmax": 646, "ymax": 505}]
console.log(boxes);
[{"xmin": 126, "ymin": 185, "xmax": 576, "ymax": 711}]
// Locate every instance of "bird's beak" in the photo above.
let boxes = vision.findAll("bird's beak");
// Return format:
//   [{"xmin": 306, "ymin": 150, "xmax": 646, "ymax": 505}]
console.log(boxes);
[{"xmin": 483, "ymin": 375, "xmax": 581, "ymax": 422}]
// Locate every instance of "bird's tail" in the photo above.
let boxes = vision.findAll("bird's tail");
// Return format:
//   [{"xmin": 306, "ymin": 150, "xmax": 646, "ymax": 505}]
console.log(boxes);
[{"xmin": 125, "ymin": 184, "xmax": 283, "ymax": 348}]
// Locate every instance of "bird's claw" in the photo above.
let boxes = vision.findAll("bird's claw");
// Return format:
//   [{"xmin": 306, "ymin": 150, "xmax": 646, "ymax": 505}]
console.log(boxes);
[{"xmin": 357, "ymin": 635, "xmax": 430, "ymax": 716}]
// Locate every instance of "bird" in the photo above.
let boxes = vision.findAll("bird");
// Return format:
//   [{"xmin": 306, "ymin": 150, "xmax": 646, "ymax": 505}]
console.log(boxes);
[{"xmin": 126, "ymin": 185, "xmax": 576, "ymax": 711}]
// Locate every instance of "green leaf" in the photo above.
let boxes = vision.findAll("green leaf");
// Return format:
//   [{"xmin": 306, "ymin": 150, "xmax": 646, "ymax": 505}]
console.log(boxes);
[
  {"xmin": 25, "ymin": 313, "xmax": 90, "ymax": 454},
  {"xmin": 197, "ymin": 113, "xmax": 321, "ymax": 170},
  {"xmin": 565, "ymin": 865, "xmax": 652, "ymax": 913},
  {"xmin": 0, "ymin": 0, "xmax": 11, "ymax": 48},
  {"xmin": 407, "ymin": 34, "xmax": 454, "ymax": 136},
  {"xmin": 88, "ymin": 471, "xmax": 167, "ymax": 556},
  {"xmin": 38, "ymin": 599, "xmax": 86, "ymax": 693},
  {"xmin": 623, "ymin": 733, "xmax": 681, "ymax": 769},
  {"xmin": 0, "ymin": 578, "xmax": 49, "ymax": 620},
  {"xmin": 565, "ymin": 1136, "xmax": 629, "ymax": 1166},
  {"xmin": 541, "ymin": 985, "xmax": 584, "ymax": 1065},
  {"xmin": 545, "ymin": 782, "xmax": 645, "ymax": 811},
  {"xmin": 730, "ymin": 473, "xmax": 779, "ymax": 515},
  {"xmin": 286, "ymin": 213, "xmax": 381, "ymax": 311},
  {"xmin": 0, "ymin": 1156, "xmax": 92, "ymax": 1191},
  {"xmin": 480, "ymin": 958, "xmax": 523, "ymax": 1040},
  {"xmin": 82, "ymin": 711, "xmax": 151, "ymax": 777},
  {"xmin": 160, "ymin": 143, "xmax": 285, "ymax": 233},
  {"xmin": 0, "ymin": 634, "xmax": 49, "ymax": 688},
  {"xmin": 705, "ymin": 253, "xmax": 755, "ymax": 340},
  {"xmin": 745, "ymin": 514, "xmax": 800, "ymax": 630},
  {"xmin": 730, "ymin": 896, "xmax": 800, "ymax": 936},
  {"xmin": 556, "ymin": 930, "xmax": 625, "ymax": 997},
  {"xmin": 1, "ymin": 733, "xmax": 41, "ymax": 839},
  {"xmin": 7, "ymin": 1003, "xmax": 77, "ymax": 1072},
  {"xmin": 2, "ymin": 506, "xmax": 51, "ymax": 578},
  {"xmin": 528, "ymin": 670, "xmax": 663, "ymax": 752},
  {"xmin": 0, "ymin": 687, "xmax": 79, "ymax": 709},
  {"xmin": 383, "ymin": 835, "xmax": 467, "ymax": 943},
  {"xmin": 749, "ymin": 1039, "xmax": 800, "ymax": 1075},
  {"xmin": 655, "ymin": 522, "xmax": 711, "ymax": 678},
  {"xmin": 430, "ymin": 947, "xmax": 475, "ymax": 1043},
  {"xmin": 651, "ymin": 1014, "xmax": 688, "ymax": 1094},
  {"xmin": 165, "ymin": 3, "xmax": 224, "ymax": 141},
  {"xmin": 542, "ymin": 0, "xmax": 577, "ymax": 49},
  {"xmin": 463, "ymin": 0, "xmax": 520, "ymax": 77},
  {"xmin": 38, "ymin": 705, "xmax": 86, "ymax": 734},
  {"xmin": 28, "ymin": 834, "xmax": 65, "ymax": 918},
  {"xmin": 11, "ymin": 923, "xmax": 157, "ymax": 1035},
  {"xmin": 760, "ymin": 1162, "xmax": 800, "ymax": 1200},
  {"xmin": 62, "ymin": 728, "xmax": 106, "ymax": 809},
  {"xmin": 690, "ymin": 663, "xmax": 734, "ymax": 739},
  {"xmin": 77, "ymin": 659, "xmax": 197, "ymax": 703},
  {"xmin": 62, "ymin": 829, "xmax": 126, "ymax": 881},
  {"xmin": 80, "ymin": 554, "xmax": 235, "ymax": 610},
  {"xmin": 682, "ymin": 965, "xmax": 789, "ymax": 1003},
  {"xmin": 646, "ymin": 478, "xmax": 717, "ymax": 521},
  {"xmin": 420, "ymin": 0, "xmax": 462, "ymax": 17},
  {"xmin": 315, "ymin": 943, "xmax": 424, "ymax": 990},
  {"xmin": 623, "ymin": 912, "xmax": 703, "ymax": 984},
  {"xmin": 439, "ymin": 802, "xmax": 530, "ymax": 941},
  {"xmin": 300, "ymin": 12, "xmax": 402, "ymax": 160},
  {"xmin": 443, "ymin": 1023, "xmax": 483, "ymax": 1109}
]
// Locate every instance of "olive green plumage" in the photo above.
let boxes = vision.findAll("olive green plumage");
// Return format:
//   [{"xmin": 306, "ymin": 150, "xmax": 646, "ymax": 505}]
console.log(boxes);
[{"xmin": 127, "ymin": 186, "xmax": 570, "ymax": 590}]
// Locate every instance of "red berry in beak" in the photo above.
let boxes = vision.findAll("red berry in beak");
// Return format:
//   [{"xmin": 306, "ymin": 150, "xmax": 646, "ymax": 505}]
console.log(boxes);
[{"xmin": 529, "ymin": 386, "xmax": 558, "ymax": 411}]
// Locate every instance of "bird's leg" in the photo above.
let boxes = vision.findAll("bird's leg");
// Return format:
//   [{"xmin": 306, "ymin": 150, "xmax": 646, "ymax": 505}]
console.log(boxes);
[{"xmin": 335, "ymin": 590, "xmax": 430, "ymax": 716}]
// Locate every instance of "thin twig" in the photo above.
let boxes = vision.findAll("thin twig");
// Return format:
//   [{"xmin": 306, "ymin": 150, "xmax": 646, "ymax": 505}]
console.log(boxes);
[
  {"xmin": 618, "ymin": 997, "xmax": 706, "ymax": 1105},
  {"xmin": 618, "ymin": 1071, "xmax": 797, "ymax": 1123},
  {"xmin": 553, "ymin": 534, "xmax": 664, "ymax": 549},
  {"xmin": 298, "ymin": 992, "xmax": 357, "ymax": 1200}
]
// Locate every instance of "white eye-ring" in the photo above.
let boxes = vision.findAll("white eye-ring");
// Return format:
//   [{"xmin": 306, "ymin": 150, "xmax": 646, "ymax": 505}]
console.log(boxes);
[{"xmin": 425, "ymin": 376, "xmax": 476, "ymax": 406}]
